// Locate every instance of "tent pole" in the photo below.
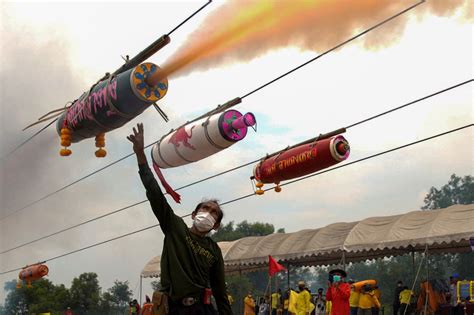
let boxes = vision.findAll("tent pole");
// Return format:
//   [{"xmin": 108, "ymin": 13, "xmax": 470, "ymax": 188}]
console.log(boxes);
[
  {"xmin": 287, "ymin": 263, "xmax": 290, "ymax": 289},
  {"xmin": 424, "ymin": 246, "xmax": 429, "ymax": 315},
  {"xmin": 140, "ymin": 275, "xmax": 143, "ymax": 306},
  {"xmin": 411, "ymin": 250, "xmax": 416, "ymax": 284},
  {"xmin": 269, "ymin": 275, "xmax": 272, "ymax": 306},
  {"xmin": 342, "ymin": 251, "xmax": 346, "ymax": 270}
]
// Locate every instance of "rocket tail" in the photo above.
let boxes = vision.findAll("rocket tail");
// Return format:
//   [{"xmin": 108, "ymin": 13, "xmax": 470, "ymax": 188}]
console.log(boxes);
[{"xmin": 152, "ymin": 161, "xmax": 181, "ymax": 203}]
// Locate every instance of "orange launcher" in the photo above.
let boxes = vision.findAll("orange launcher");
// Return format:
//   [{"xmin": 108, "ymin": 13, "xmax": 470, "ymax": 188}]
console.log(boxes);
[{"xmin": 17, "ymin": 263, "xmax": 49, "ymax": 288}]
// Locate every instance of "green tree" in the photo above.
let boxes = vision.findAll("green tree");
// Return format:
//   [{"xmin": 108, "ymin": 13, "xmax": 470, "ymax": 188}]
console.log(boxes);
[
  {"xmin": 226, "ymin": 274, "xmax": 253, "ymax": 315},
  {"xmin": 98, "ymin": 280, "xmax": 132, "ymax": 314},
  {"xmin": 422, "ymin": 174, "xmax": 473, "ymax": 210},
  {"xmin": 453, "ymin": 253, "xmax": 474, "ymax": 279},
  {"xmin": 107, "ymin": 280, "xmax": 132, "ymax": 308},
  {"xmin": 100, "ymin": 292, "xmax": 116, "ymax": 315},
  {"xmin": 69, "ymin": 272, "xmax": 101, "ymax": 313},
  {"xmin": 151, "ymin": 279, "xmax": 161, "ymax": 291},
  {"xmin": 212, "ymin": 220, "xmax": 279, "ymax": 241},
  {"xmin": 3, "ymin": 279, "xmax": 28, "ymax": 314},
  {"xmin": 3, "ymin": 278, "xmax": 71, "ymax": 314}
]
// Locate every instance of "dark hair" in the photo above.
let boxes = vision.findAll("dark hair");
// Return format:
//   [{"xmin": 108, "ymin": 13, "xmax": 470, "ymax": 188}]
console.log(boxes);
[{"xmin": 194, "ymin": 199, "xmax": 224, "ymax": 223}]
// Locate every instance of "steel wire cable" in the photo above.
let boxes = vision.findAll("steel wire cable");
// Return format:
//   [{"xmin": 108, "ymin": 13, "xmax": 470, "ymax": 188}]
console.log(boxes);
[
  {"xmin": 0, "ymin": 0, "xmax": 426, "ymax": 221},
  {"xmin": 1, "ymin": 80, "xmax": 471, "ymax": 253},
  {"xmin": 1, "ymin": 123, "xmax": 471, "ymax": 275}
]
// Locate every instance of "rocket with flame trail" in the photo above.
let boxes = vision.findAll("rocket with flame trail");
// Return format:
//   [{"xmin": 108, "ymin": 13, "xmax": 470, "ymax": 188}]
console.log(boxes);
[{"xmin": 25, "ymin": 35, "xmax": 171, "ymax": 158}]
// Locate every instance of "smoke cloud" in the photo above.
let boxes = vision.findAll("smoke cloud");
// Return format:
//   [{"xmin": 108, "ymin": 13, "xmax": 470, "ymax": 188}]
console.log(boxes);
[{"xmin": 163, "ymin": 0, "xmax": 471, "ymax": 78}]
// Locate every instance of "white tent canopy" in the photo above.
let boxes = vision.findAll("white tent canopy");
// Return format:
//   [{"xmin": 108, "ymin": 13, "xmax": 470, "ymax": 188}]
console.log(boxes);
[
  {"xmin": 222, "ymin": 204, "xmax": 473, "ymax": 273},
  {"xmin": 141, "ymin": 204, "xmax": 474, "ymax": 277},
  {"xmin": 142, "ymin": 255, "xmax": 161, "ymax": 278}
]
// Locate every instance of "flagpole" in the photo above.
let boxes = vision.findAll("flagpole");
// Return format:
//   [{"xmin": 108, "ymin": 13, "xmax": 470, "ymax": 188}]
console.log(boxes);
[
  {"xmin": 269, "ymin": 274, "xmax": 272, "ymax": 310},
  {"xmin": 265, "ymin": 276, "xmax": 271, "ymax": 305}
]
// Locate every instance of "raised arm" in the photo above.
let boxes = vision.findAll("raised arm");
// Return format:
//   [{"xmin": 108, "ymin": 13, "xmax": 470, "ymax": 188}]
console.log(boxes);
[{"xmin": 127, "ymin": 123, "xmax": 174, "ymax": 232}]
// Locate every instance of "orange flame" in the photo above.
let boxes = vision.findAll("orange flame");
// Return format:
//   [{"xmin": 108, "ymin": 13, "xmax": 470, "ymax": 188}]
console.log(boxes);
[{"xmin": 162, "ymin": 0, "xmax": 471, "ymax": 79}]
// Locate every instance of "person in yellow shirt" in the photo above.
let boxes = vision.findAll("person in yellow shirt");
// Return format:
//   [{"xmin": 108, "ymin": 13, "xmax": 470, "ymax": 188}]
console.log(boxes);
[
  {"xmin": 325, "ymin": 300, "xmax": 332, "ymax": 315},
  {"xmin": 348, "ymin": 282, "xmax": 360, "ymax": 315},
  {"xmin": 226, "ymin": 283, "xmax": 234, "ymax": 306},
  {"xmin": 296, "ymin": 281, "xmax": 311, "ymax": 315},
  {"xmin": 272, "ymin": 288, "xmax": 282, "ymax": 315},
  {"xmin": 399, "ymin": 286, "xmax": 413, "ymax": 314},
  {"xmin": 358, "ymin": 285, "xmax": 380, "ymax": 315},
  {"xmin": 245, "ymin": 292, "xmax": 256, "ymax": 315},
  {"xmin": 283, "ymin": 289, "xmax": 290, "ymax": 315}
]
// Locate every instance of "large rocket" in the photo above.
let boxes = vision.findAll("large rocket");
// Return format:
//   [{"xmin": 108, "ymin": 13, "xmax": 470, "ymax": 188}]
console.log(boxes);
[
  {"xmin": 150, "ymin": 101, "xmax": 257, "ymax": 202},
  {"xmin": 23, "ymin": 35, "xmax": 171, "ymax": 157},
  {"xmin": 56, "ymin": 61, "xmax": 169, "ymax": 157}
]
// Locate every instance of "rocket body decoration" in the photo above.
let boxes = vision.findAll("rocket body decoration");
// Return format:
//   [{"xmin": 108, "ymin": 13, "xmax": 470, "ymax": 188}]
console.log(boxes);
[
  {"xmin": 253, "ymin": 135, "xmax": 350, "ymax": 194},
  {"xmin": 23, "ymin": 33, "xmax": 171, "ymax": 157},
  {"xmin": 151, "ymin": 109, "xmax": 257, "ymax": 202},
  {"xmin": 56, "ymin": 62, "xmax": 168, "ymax": 156},
  {"xmin": 17, "ymin": 263, "xmax": 49, "ymax": 288}
]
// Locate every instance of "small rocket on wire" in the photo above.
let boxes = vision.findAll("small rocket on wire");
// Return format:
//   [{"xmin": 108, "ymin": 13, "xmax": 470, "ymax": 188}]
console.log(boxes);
[
  {"xmin": 251, "ymin": 128, "xmax": 350, "ymax": 194},
  {"xmin": 17, "ymin": 262, "xmax": 49, "ymax": 289}
]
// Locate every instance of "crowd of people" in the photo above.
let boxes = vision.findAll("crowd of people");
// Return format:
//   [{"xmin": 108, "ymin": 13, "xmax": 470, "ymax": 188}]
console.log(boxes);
[
  {"xmin": 239, "ymin": 271, "xmax": 469, "ymax": 315},
  {"xmin": 128, "ymin": 296, "xmax": 154, "ymax": 315},
  {"xmin": 242, "ymin": 269, "xmax": 353, "ymax": 315}
]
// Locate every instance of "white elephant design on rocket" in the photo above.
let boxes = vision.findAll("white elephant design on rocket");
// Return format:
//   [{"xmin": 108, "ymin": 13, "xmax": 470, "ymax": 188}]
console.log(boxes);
[
  {"xmin": 150, "ymin": 108, "xmax": 256, "ymax": 203},
  {"xmin": 151, "ymin": 109, "xmax": 256, "ymax": 168}
]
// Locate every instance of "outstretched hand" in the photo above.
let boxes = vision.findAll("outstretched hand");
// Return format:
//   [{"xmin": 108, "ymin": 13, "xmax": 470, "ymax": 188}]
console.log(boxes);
[{"xmin": 127, "ymin": 123, "xmax": 145, "ymax": 154}]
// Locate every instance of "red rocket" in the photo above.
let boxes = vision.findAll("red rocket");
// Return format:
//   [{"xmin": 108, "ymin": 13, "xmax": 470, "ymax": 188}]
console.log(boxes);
[
  {"xmin": 17, "ymin": 263, "xmax": 49, "ymax": 288},
  {"xmin": 252, "ymin": 134, "xmax": 350, "ymax": 194}
]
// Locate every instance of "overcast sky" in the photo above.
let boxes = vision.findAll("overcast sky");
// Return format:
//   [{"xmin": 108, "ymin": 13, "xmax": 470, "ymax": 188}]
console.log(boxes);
[{"xmin": 1, "ymin": 0, "xmax": 472, "ymax": 304}]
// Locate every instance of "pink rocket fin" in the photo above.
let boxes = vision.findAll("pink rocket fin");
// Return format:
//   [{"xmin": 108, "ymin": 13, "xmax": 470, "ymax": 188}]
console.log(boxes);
[{"xmin": 152, "ymin": 161, "xmax": 181, "ymax": 203}]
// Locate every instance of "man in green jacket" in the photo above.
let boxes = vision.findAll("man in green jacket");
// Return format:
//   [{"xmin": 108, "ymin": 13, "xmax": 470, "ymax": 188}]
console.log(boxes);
[{"xmin": 128, "ymin": 123, "xmax": 232, "ymax": 315}]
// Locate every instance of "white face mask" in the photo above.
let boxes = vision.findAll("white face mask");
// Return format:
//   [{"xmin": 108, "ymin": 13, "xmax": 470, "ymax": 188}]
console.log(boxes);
[{"xmin": 193, "ymin": 211, "xmax": 216, "ymax": 232}]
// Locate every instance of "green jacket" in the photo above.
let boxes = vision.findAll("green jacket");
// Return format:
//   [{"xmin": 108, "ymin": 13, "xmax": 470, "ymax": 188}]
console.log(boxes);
[{"xmin": 139, "ymin": 164, "xmax": 232, "ymax": 314}]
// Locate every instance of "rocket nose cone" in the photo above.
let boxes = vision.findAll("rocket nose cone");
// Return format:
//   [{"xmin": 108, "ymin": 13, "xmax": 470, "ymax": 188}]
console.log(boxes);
[{"xmin": 243, "ymin": 113, "xmax": 256, "ymax": 127}]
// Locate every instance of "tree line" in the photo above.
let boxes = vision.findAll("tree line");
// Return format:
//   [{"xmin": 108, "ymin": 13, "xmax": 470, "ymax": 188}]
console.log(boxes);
[{"xmin": 1, "ymin": 273, "xmax": 134, "ymax": 314}]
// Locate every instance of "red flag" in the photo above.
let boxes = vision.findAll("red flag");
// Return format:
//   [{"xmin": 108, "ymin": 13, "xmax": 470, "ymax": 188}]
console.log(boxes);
[{"xmin": 269, "ymin": 255, "xmax": 286, "ymax": 276}]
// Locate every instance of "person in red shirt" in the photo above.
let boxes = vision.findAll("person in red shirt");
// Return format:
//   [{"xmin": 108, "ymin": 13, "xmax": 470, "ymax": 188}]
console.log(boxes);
[
  {"xmin": 64, "ymin": 306, "xmax": 73, "ymax": 315},
  {"xmin": 326, "ymin": 269, "xmax": 351, "ymax": 315},
  {"xmin": 141, "ymin": 295, "xmax": 154, "ymax": 315}
]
